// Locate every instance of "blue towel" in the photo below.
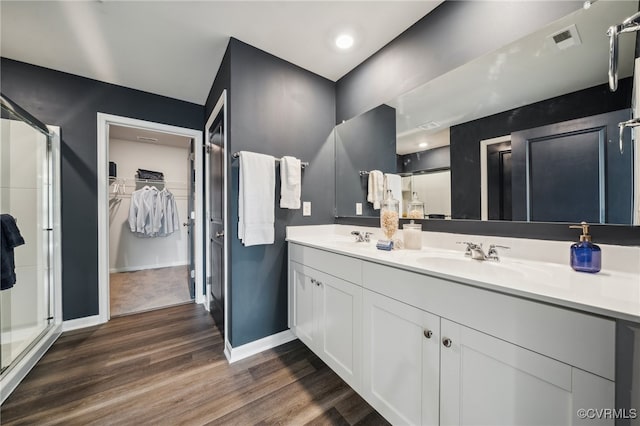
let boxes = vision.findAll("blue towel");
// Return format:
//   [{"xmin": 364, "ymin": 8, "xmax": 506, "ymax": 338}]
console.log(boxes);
[{"xmin": 1, "ymin": 214, "xmax": 25, "ymax": 290}]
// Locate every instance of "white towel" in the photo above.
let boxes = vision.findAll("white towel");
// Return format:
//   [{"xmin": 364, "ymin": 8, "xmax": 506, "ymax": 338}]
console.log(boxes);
[
  {"xmin": 367, "ymin": 170, "xmax": 384, "ymax": 210},
  {"xmin": 280, "ymin": 156, "xmax": 301, "ymax": 209},
  {"xmin": 238, "ymin": 151, "xmax": 276, "ymax": 246},
  {"xmin": 384, "ymin": 173, "xmax": 403, "ymax": 215}
]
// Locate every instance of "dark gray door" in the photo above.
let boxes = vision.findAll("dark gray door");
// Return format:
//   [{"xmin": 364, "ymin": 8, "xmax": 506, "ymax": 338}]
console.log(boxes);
[
  {"xmin": 208, "ymin": 112, "xmax": 225, "ymax": 335},
  {"xmin": 511, "ymin": 109, "xmax": 633, "ymax": 224},
  {"xmin": 487, "ymin": 142, "xmax": 512, "ymax": 221}
]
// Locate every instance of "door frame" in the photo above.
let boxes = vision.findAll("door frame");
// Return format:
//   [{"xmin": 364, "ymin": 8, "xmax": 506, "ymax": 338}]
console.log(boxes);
[
  {"xmin": 204, "ymin": 90, "xmax": 228, "ymax": 348},
  {"xmin": 480, "ymin": 135, "xmax": 511, "ymax": 221},
  {"xmin": 97, "ymin": 113, "xmax": 205, "ymax": 323}
]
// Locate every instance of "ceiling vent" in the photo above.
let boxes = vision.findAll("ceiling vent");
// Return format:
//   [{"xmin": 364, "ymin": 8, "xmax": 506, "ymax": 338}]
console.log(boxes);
[
  {"xmin": 136, "ymin": 136, "xmax": 158, "ymax": 143},
  {"xmin": 418, "ymin": 121, "xmax": 440, "ymax": 131},
  {"xmin": 549, "ymin": 24, "xmax": 582, "ymax": 50}
]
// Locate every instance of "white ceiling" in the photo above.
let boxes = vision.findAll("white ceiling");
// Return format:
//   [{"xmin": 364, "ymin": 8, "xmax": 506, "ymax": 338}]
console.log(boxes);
[
  {"xmin": 0, "ymin": 0, "xmax": 442, "ymax": 105},
  {"xmin": 392, "ymin": 0, "xmax": 637, "ymax": 155}
]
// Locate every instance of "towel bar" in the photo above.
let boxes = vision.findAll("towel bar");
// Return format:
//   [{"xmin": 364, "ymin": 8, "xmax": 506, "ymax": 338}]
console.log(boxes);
[{"xmin": 231, "ymin": 152, "xmax": 308, "ymax": 168}]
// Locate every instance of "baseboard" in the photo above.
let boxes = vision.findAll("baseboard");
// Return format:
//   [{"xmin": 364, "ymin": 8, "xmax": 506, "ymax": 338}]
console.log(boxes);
[
  {"xmin": 62, "ymin": 314, "xmax": 104, "ymax": 332},
  {"xmin": 224, "ymin": 329, "xmax": 297, "ymax": 364},
  {"xmin": 109, "ymin": 261, "xmax": 188, "ymax": 274}
]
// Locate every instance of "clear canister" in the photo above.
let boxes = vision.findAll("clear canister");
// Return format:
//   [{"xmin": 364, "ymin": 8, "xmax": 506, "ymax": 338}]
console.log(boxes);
[
  {"xmin": 403, "ymin": 220, "xmax": 422, "ymax": 250},
  {"xmin": 407, "ymin": 192, "xmax": 425, "ymax": 219},
  {"xmin": 380, "ymin": 190, "xmax": 399, "ymax": 240}
]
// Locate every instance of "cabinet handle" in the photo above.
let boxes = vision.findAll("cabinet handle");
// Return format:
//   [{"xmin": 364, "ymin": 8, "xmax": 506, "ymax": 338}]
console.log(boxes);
[
  {"xmin": 310, "ymin": 278, "xmax": 316, "ymax": 285},
  {"xmin": 423, "ymin": 329, "xmax": 433, "ymax": 339},
  {"xmin": 442, "ymin": 337, "xmax": 452, "ymax": 348}
]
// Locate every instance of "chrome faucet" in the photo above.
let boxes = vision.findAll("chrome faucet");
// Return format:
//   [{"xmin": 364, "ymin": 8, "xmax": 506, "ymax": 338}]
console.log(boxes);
[
  {"xmin": 457, "ymin": 242, "xmax": 510, "ymax": 261},
  {"xmin": 457, "ymin": 241, "xmax": 486, "ymax": 260},
  {"xmin": 485, "ymin": 244, "xmax": 510, "ymax": 262},
  {"xmin": 351, "ymin": 230, "xmax": 373, "ymax": 243}
]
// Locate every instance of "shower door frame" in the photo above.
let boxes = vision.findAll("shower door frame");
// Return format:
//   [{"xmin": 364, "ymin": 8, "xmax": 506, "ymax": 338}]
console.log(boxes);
[{"xmin": 0, "ymin": 124, "xmax": 63, "ymax": 404}]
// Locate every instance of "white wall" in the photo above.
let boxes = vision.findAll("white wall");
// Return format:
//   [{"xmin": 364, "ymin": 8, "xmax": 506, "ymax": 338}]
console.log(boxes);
[
  {"xmin": 108, "ymin": 138, "xmax": 190, "ymax": 272},
  {"xmin": 412, "ymin": 170, "xmax": 452, "ymax": 217},
  {"xmin": 0, "ymin": 118, "xmax": 49, "ymax": 368}
]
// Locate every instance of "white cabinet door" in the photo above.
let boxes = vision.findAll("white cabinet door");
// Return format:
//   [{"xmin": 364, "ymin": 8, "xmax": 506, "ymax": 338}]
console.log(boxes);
[
  {"xmin": 290, "ymin": 261, "xmax": 317, "ymax": 349},
  {"xmin": 362, "ymin": 289, "xmax": 440, "ymax": 426},
  {"xmin": 290, "ymin": 261, "xmax": 363, "ymax": 392},
  {"xmin": 440, "ymin": 319, "xmax": 614, "ymax": 426},
  {"xmin": 316, "ymin": 271, "xmax": 362, "ymax": 392}
]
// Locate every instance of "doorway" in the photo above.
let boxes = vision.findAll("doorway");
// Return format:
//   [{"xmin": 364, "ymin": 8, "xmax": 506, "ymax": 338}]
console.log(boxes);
[
  {"xmin": 486, "ymin": 141, "xmax": 512, "ymax": 221},
  {"xmin": 107, "ymin": 125, "xmax": 194, "ymax": 316},
  {"xmin": 480, "ymin": 135, "xmax": 511, "ymax": 221},
  {"xmin": 205, "ymin": 91, "xmax": 228, "ymax": 345},
  {"xmin": 97, "ymin": 114, "xmax": 204, "ymax": 324}
]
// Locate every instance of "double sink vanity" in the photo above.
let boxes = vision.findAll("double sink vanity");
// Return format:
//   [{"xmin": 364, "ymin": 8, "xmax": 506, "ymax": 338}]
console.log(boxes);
[{"xmin": 287, "ymin": 224, "xmax": 640, "ymax": 425}]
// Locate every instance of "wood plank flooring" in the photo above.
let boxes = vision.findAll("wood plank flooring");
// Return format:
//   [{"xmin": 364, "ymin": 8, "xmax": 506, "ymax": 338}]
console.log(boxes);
[
  {"xmin": 110, "ymin": 266, "xmax": 193, "ymax": 317},
  {"xmin": 1, "ymin": 303, "xmax": 388, "ymax": 425}
]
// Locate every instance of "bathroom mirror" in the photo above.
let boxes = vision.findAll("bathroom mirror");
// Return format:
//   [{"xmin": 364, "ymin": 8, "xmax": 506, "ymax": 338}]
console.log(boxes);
[{"xmin": 334, "ymin": 0, "xmax": 638, "ymax": 225}]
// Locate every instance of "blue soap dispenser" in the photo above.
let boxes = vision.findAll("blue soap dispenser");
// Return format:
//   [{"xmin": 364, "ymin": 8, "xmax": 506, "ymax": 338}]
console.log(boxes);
[{"xmin": 569, "ymin": 222, "xmax": 601, "ymax": 273}]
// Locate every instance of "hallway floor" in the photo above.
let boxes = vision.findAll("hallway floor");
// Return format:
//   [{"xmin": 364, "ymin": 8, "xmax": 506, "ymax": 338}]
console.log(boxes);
[
  {"xmin": 0, "ymin": 303, "xmax": 388, "ymax": 425},
  {"xmin": 109, "ymin": 265, "xmax": 193, "ymax": 316}
]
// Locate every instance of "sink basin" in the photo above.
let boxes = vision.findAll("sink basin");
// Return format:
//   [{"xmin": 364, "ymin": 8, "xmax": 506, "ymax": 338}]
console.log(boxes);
[{"xmin": 415, "ymin": 254, "xmax": 552, "ymax": 281}]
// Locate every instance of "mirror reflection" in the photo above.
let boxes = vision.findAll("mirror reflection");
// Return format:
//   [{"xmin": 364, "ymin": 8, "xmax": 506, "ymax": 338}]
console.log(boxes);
[{"xmin": 334, "ymin": 0, "xmax": 638, "ymax": 225}]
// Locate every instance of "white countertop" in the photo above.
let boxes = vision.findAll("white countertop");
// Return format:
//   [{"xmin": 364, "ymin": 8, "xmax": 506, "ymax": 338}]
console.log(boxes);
[{"xmin": 287, "ymin": 225, "xmax": 640, "ymax": 323}]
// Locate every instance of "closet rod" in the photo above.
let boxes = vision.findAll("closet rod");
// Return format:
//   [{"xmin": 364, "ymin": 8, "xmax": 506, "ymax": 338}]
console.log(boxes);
[
  {"xmin": 109, "ymin": 177, "xmax": 188, "ymax": 186},
  {"xmin": 231, "ymin": 152, "xmax": 308, "ymax": 168}
]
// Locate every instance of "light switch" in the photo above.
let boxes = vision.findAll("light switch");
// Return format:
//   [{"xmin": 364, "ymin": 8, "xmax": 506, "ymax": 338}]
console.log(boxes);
[
  {"xmin": 303, "ymin": 201, "xmax": 311, "ymax": 216},
  {"xmin": 356, "ymin": 203, "xmax": 363, "ymax": 215}
]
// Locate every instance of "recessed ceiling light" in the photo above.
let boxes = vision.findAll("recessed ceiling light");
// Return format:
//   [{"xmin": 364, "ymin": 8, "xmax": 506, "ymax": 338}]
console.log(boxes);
[
  {"xmin": 335, "ymin": 34, "xmax": 354, "ymax": 50},
  {"xmin": 419, "ymin": 142, "xmax": 428, "ymax": 148}
]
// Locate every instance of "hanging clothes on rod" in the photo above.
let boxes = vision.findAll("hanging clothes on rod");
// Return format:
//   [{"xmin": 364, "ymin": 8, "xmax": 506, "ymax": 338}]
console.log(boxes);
[{"xmin": 128, "ymin": 186, "xmax": 179, "ymax": 237}]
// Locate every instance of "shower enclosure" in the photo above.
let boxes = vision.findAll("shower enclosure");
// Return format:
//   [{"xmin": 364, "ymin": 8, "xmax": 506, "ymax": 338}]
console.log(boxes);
[{"xmin": 0, "ymin": 94, "xmax": 61, "ymax": 402}]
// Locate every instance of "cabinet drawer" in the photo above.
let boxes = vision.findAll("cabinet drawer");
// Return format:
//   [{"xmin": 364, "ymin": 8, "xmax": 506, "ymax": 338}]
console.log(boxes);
[
  {"xmin": 289, "ymin": 243, "xmax": 362, "ymax": 285},
  {"xmin": 363, "ymin": 261, "xmax": 616, "ymax": 380}
]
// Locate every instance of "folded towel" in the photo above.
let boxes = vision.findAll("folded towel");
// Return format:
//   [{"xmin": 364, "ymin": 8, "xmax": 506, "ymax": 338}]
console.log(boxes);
[
  {"xmin": 238, "ymin": 151, "xmax": 276, "ymax": 246},
  {"xmin": 367, "ymin": 170, "xmax": 384, "ymax": 210},
  {"xmin": 280, "ymin": 156, "xmax": 301, "ymax": 209},
  {"xmin": 384, "ymin": 173, "xmax": 403, "ymax": 215}
]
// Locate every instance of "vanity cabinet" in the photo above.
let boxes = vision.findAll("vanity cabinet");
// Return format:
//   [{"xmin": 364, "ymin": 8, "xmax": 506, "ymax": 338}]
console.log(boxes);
[
  {"xmin": 288, "ymin": 246, "xmax": 363, "ymax": 392},
  {"xmin": 362, "ymin": 288, "xmax": 615, "ymax": 426},
  {"xmin": 362, "ymin": 289, "xmax": 440, "ymax": 426},
  {"xmin": 288, "ymin": 243, "xmax": 617, "ymax": 426},
  {"xmin": 440, "ymin": 318, "xmax": 614, "ymax": 426}
]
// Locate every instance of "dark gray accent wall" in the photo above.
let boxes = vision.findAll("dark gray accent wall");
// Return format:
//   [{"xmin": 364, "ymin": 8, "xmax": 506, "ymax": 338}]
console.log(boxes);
[
  {"xmin": 0, "ymin": 58, "xmax": 204, "ymax": 320},
  {"xmin": 398, "ymin": 146, "xmax": 450, "ymax": 174},
  {"xmin": 204, "ymin": 39, "xmax": 336, "ymax": 347},
  {"xmin": 450, "ymin": 78, "xmax": 633, "ymax": 220},
  {"xmin": 335, "ymin": 1, "xmax": 582, "ymax": 123},
  {"xmin": 335, "ymin": 104, "xmax": 396, "ymax": 217}
]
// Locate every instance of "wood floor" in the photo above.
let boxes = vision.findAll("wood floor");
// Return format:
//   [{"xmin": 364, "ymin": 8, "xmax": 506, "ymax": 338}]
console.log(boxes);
[
  {"xmin": 110, "ymin": 265, "xmax": 193, "ymax": 317},
  {"xmin": 1, "ymin": 303, "xmax": 388, "ymax": 425}
]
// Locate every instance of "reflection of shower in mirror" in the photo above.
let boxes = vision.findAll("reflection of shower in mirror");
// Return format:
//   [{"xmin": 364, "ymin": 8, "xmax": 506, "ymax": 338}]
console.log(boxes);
[{"xmin": 607, "ymin": 11, "xmax": 640, "ymax": 91}]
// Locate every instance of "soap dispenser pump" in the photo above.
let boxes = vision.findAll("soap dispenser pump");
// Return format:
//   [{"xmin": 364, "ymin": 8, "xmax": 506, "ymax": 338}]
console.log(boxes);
[{"xmin": 569, "ymin": 222, "xmax": 601, "ymax": 273}]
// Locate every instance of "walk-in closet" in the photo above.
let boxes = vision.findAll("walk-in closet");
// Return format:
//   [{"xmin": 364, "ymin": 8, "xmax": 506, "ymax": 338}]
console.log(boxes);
[{"xmin": 108, "ymin": 125, "xmax": 194, "ymax": 316}]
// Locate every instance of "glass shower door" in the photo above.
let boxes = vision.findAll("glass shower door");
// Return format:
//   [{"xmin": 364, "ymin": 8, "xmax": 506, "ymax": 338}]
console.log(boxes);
[{"xmin": 0, "ymin": 103, "xmax": 54, "ymax": 374}]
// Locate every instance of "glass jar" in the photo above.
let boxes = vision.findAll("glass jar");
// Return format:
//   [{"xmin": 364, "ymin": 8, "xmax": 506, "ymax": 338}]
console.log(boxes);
[
  {"xmin": 407, "ymin": 192, "xmax": 424, "ymax": 219},
  {"xmin": 380, "ymin": 190, "xmax": 399, "ymax": 240},
  {"xmin": 403, "ymin": 220, "xmax": 422, "ymax": 250}
]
